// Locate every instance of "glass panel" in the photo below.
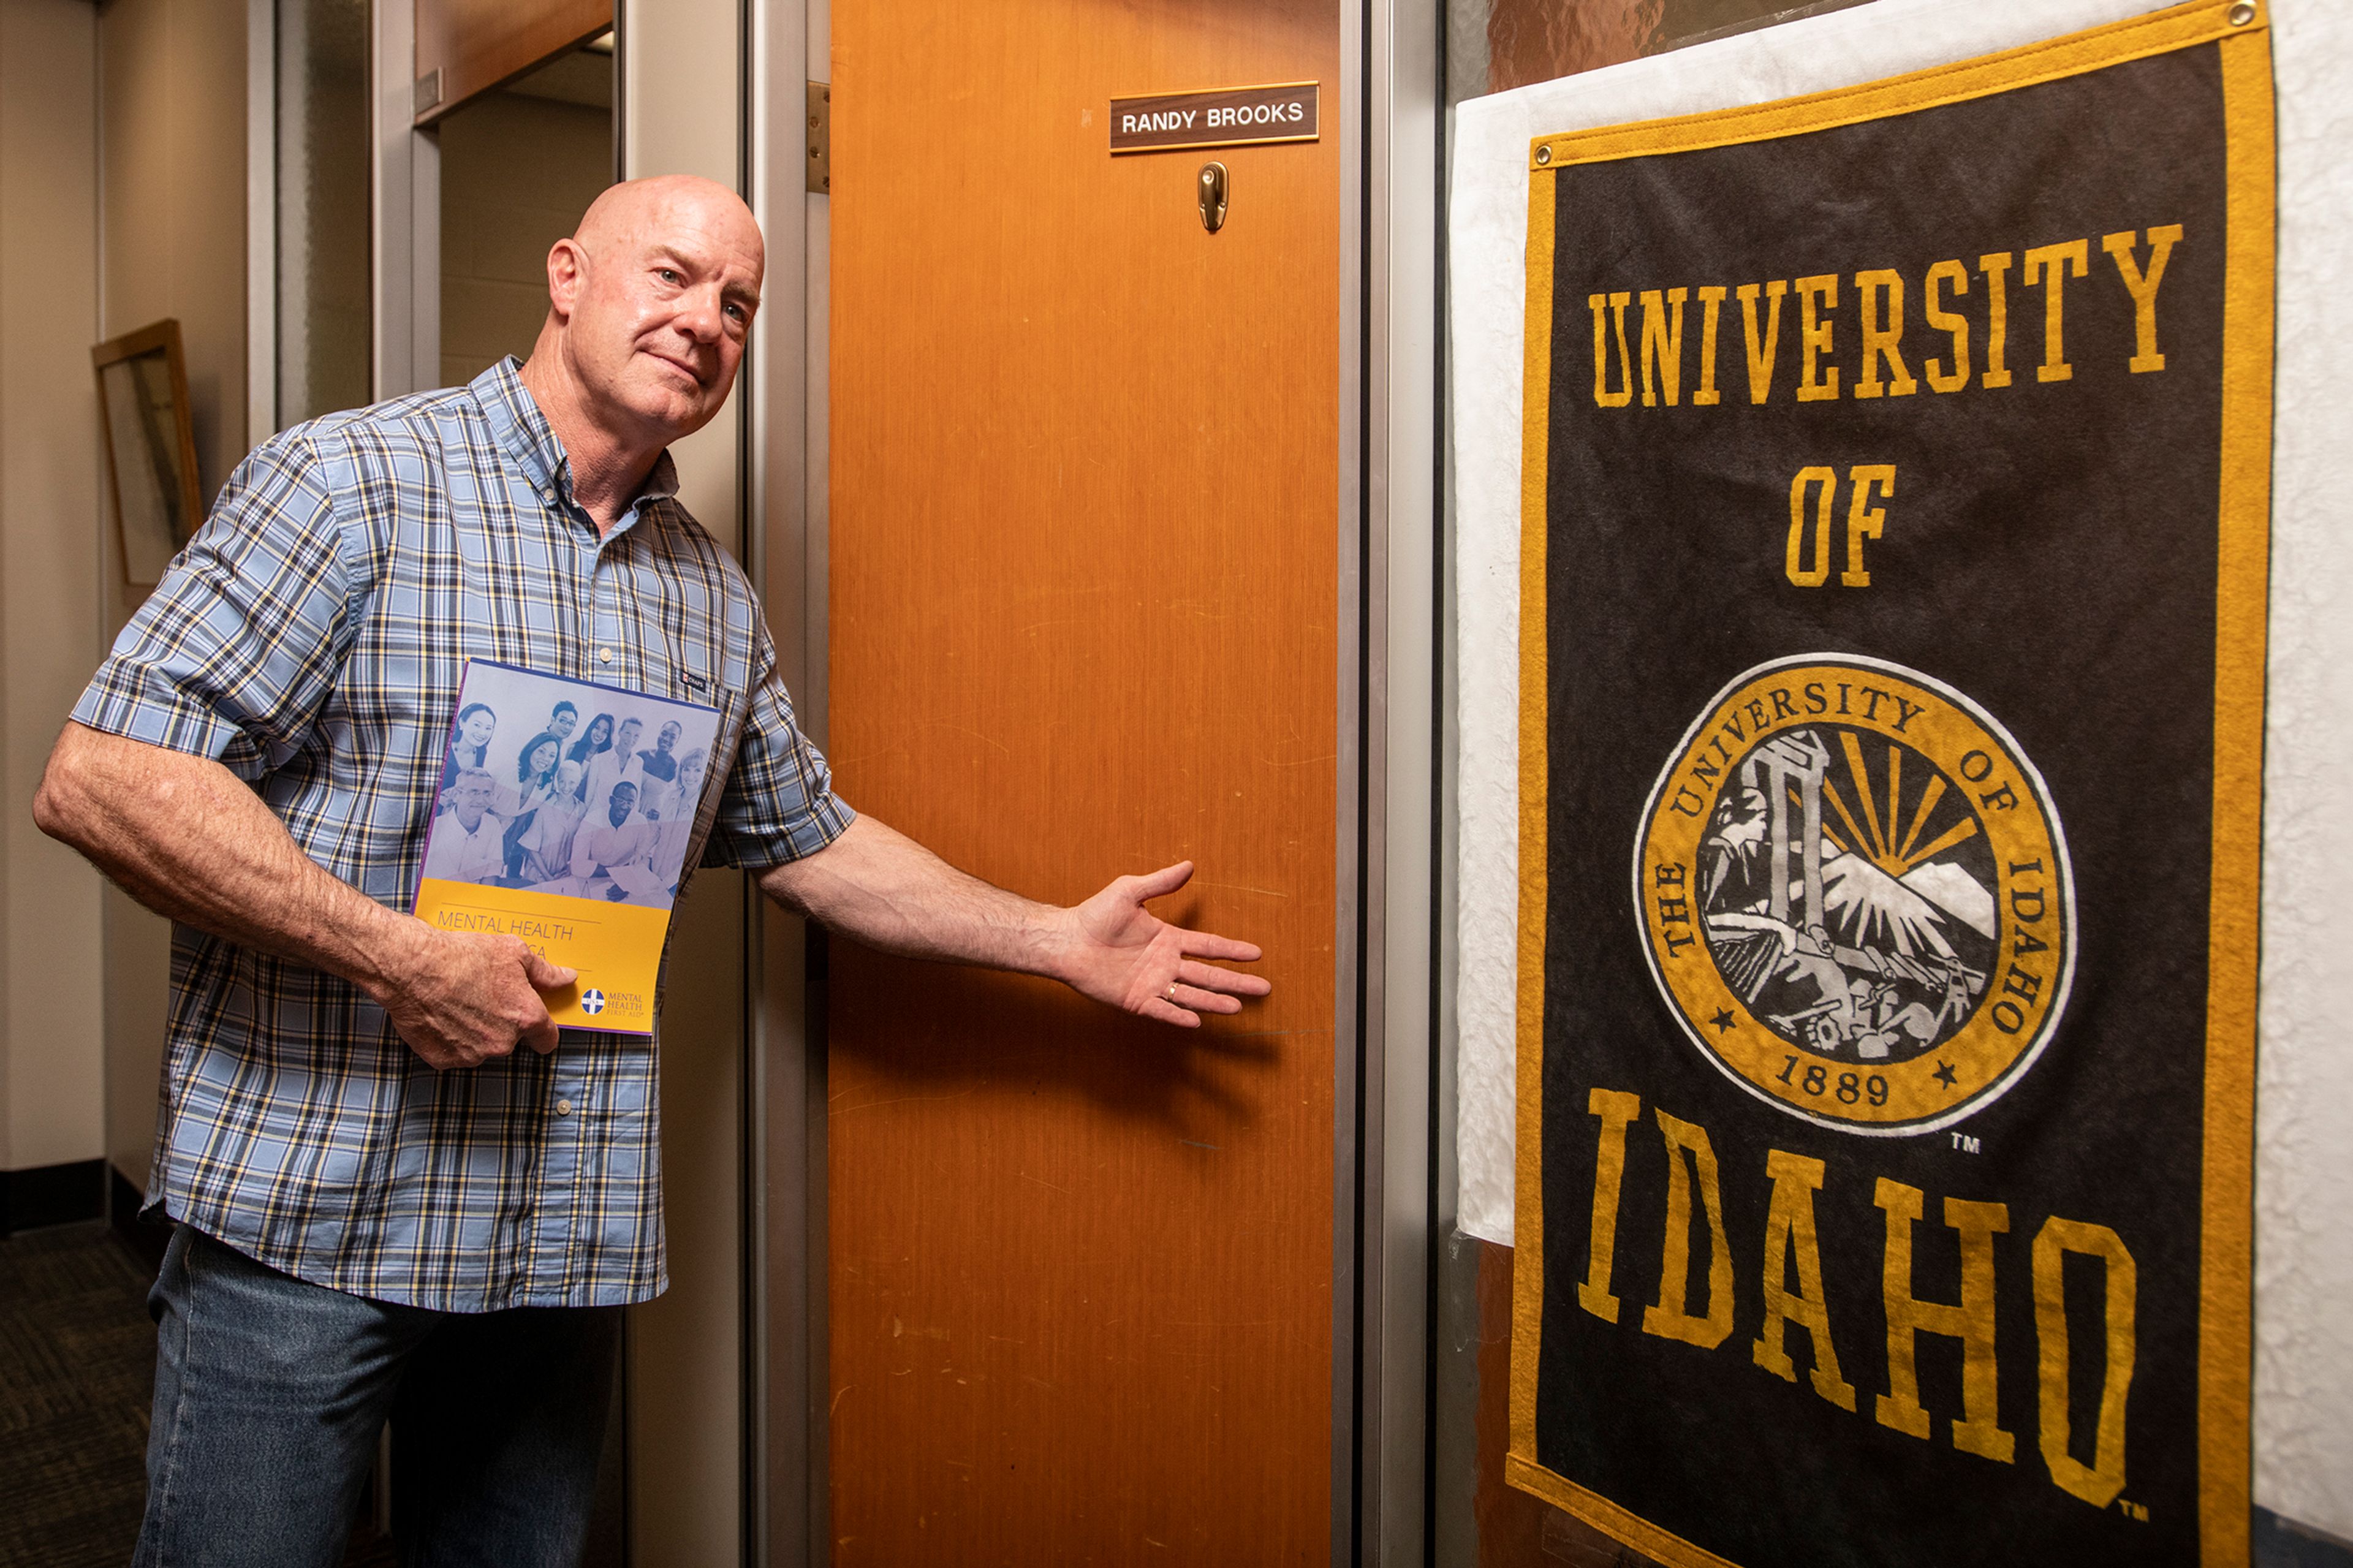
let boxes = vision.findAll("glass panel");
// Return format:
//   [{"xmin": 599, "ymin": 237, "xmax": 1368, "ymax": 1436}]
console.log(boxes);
[
  {"xmin": 100, "ymin": 352, "xmax": 192, "ymax": 583},
  {"xmin": 275, "ymin": 0, "xmax": 371, "ymax": 428},
  {"xmin": 1433, "ymin": 3, "xmax": 1868, "ymax": 1562},
  {"xmin": 435, "ymin": 36, "xmax": 615, "ymax": 391},
  {"xmin": 1453, "ymin": 0, "xmax": 1869, "ymax": 97}
]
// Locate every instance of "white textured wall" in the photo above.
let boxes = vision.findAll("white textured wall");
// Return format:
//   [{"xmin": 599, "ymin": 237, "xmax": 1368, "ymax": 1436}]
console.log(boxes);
[
  {"xmin": 2251, "ymin": 0, "xmax": 2353, "ymax": 1537},
  {"xmin": 1449, "ymin": 0, "xmax": 2353, "ymax": 1539},
  {"xmin": 0, "ymin": 0, "xmax": 107, "ymax": 1176}
]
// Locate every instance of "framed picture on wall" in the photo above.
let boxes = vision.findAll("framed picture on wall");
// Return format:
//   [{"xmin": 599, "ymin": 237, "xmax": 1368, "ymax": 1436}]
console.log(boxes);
[{"xmin": 92, "ymin": 319, "xmax": 203, "ymax": 587}]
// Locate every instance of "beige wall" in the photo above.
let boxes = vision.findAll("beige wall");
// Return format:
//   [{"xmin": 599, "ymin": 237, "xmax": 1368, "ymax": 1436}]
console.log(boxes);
[
  {"xmin": 0, "ymin": 0, "xmax": 107, "ymax": 1176},
  {"xmin": 438, "ymin": 85, "xmax": 612, "ymax": 389},
  {"xmin": 96, "ymin": 0, "xmax": 248, "ymax": 1187},
  {"xmin": 100, "ymin": 0, "xmax": 248, "ymax": 502}
]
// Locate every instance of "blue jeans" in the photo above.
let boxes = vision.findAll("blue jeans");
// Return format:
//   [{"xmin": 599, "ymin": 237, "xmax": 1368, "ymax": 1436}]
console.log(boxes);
[{"xmin": 135, "ymin": 1224, "xmax": 619, "ymax": 1567}]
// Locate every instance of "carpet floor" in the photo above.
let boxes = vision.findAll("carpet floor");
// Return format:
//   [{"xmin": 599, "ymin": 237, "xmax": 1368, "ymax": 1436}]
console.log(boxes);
[
  {"xmin": 0, "ymin": 1221, "xmax": 159, "ymax": 1567},
  {"xmin": 0, "ymin": 1221, "xmax": 395, "ymax": 1567}
]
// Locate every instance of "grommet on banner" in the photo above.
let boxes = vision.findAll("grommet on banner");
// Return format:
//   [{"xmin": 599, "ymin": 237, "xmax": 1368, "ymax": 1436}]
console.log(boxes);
[
  {"xmin": 2229, "ymin": 1, "xmax": 2256, "ymax": 22},
  {"xmin": 1536, "ymin": 145, "xmax": 1553, "ymax": 166}
]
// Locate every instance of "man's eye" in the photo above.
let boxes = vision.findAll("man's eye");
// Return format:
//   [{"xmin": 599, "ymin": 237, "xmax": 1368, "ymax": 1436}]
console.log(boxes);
[{"xmin": 657, "ymin": 268, "xmax": 680, "ymax": 284}]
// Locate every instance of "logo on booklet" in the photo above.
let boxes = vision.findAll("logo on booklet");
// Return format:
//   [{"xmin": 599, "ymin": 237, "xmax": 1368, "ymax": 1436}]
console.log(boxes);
[{"xmin": 581, "ymin": 989, "xmax": 607, "ymax": 1015}]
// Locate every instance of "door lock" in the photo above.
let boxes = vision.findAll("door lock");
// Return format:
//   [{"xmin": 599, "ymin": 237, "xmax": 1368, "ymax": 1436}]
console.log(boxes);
[{"xmin": 1197, "ymin": 162, "xmax": 1229, "ymax": 233}]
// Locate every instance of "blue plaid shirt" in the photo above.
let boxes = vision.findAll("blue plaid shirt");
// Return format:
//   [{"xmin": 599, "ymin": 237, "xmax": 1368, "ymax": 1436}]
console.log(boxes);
[{"xmin": 72, "ymin": 360, "xmax": 852, "ymax": 1311}]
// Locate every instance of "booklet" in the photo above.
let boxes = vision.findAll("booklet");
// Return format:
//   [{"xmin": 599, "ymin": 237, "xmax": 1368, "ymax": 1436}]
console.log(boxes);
[{"xmin": 412, "ymin": 658, "xmax": 722, "ymax": 1035}]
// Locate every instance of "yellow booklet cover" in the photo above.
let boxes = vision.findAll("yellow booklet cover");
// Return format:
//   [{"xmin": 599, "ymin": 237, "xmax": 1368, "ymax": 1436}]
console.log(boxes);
[{"xmin": 411, "ymin": 658, "xmax": 722, "ymax": 1035}]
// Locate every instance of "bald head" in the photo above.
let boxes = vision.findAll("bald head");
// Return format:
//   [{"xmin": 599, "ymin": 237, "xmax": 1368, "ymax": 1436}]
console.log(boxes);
[
  {"xmin": 520, "ymin": 175, "xmax": 766, "ymax": 494},
  {"xmin": 571, "ymin": 175, "xmax": 763, "ymax": 278}
]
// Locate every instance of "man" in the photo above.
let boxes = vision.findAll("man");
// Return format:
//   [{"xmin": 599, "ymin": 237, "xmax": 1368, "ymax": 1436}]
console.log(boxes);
[
  {"xmin": 635, "ymin": 718, "xmax": 682, "ymax": 819},
  {"xmin": 519, "ymin": 756, "xmax": 591, "ymax": 884},
  {"xmin": 570, "ymin": 779, "xmax": 656, "ymax": 900},
  {"xmin": 420, "ymin": 769, "xmax": 510, "ymax": 885},
  {"xmin": 34, "ymin": 174, "xmax": 1268, "ymax": 1567},
  {"xmin": 582, "ymin": 713, "xmax": 643, "ymax": 817}
]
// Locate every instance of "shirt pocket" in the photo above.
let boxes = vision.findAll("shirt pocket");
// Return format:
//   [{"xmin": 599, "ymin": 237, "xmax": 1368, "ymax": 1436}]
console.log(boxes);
[{"xmin": 650, "ymin": 642, "xmax": 737, "ymax": 830}]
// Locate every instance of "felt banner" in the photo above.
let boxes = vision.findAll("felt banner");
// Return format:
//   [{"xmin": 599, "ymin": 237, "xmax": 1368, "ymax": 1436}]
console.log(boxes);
[{"xmin": 1509, "ymin": 5, "xmax": 2273, "ymax": 1566}]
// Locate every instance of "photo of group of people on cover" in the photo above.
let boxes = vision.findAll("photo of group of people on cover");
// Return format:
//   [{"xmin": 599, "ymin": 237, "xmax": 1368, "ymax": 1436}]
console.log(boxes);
[{"xmin": 416, "ymin": 660, "xmax": 721, "ymax": 912}]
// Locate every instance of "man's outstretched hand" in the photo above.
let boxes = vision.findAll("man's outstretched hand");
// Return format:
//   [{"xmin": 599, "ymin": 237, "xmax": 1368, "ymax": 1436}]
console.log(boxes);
[
  {"xmin": 756, "ymin": 819, "xmax": 1269, "ymax": 1026},
  {"xmin": 1058, "ymin": 861, "xmax": 1271, "ymax": 1027}
]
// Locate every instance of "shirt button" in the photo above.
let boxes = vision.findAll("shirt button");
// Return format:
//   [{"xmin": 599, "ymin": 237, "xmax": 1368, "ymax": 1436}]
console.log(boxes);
[
  {"xmin": 597, "ymin": 648, "xmax": 614, "ymax": 664},
  {"xmin": 556, "ymin": 1098, "xmax": 575, "ymax": 1116}
]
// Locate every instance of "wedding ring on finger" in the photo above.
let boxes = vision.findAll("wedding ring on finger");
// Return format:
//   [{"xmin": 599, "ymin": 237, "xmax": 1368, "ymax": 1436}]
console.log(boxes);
[{"xmin": 1165, "ymin": 981, "xmax": 1180, "ymax": 1001}]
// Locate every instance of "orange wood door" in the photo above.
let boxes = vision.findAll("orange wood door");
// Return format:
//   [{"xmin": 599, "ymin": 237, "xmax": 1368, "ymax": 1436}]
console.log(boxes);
[{"xmin": 826, "ymin": 1, "xmax": 1340, "ymax": 1560}]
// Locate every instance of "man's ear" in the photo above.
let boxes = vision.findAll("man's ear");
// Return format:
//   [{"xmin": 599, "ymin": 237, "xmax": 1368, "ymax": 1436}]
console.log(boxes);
[{"xmin": 545, "ymin": 237, "xmax": 587, "ymax": 320}]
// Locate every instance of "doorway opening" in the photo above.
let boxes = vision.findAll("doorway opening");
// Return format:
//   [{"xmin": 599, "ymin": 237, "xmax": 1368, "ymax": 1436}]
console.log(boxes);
[{"xmin": 436, "ymin": 31, "xmax": 615, "ymax": 389}]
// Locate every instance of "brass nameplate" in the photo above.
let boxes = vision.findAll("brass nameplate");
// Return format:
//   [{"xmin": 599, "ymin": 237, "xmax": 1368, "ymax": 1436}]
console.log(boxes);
[{"xmin": 1108, "ymin": 81, "xmax": 1319, "ymax": 155}]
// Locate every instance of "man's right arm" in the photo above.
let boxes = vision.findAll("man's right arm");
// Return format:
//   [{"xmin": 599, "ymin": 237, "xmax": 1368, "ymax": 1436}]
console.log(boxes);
[{"xmin": 35, "ymin": 721, "xmax": 574, "ymax": 1069}]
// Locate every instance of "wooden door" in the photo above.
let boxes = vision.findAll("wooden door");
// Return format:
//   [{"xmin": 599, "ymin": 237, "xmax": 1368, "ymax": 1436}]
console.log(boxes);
[{"xmin": 827, "ymin": 1, "xmax": 1340, "ymax": 1560}]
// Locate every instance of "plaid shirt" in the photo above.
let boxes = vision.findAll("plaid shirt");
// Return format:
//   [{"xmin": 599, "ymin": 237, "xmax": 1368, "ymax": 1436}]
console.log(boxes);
[{"xmin": 73, "ymin": 360, "xmax": 852, "ymax": 1311}]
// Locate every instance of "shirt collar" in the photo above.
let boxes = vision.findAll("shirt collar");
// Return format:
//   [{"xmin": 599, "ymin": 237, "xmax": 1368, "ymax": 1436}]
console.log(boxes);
[{"xmin": 469, "ymin": 357, "xmax": 681, "ymax": 524}]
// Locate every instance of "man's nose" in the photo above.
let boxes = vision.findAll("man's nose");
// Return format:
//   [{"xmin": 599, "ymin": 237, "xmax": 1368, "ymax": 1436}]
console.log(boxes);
[{"xmin": 678, "ymin": 286, "xmax": 727, "ymax": 345}]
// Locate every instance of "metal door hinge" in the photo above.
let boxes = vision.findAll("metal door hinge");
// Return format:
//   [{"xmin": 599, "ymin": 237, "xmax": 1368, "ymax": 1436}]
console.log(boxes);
[{"xmin": 806, "ymin": 81, "xmax": 831, "ymax": 194}]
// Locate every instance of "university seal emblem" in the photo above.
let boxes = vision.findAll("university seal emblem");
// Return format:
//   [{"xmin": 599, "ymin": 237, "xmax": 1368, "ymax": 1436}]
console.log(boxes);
[{"xmin": 1634, "ymin": 654, "xmax": 2074, "ymax": 1134}]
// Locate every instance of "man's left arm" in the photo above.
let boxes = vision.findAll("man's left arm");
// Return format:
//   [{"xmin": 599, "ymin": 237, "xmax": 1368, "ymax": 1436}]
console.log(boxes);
[{"xmin": 756, "ymin": 816, "xmax": 1268, "ymax": 1028}]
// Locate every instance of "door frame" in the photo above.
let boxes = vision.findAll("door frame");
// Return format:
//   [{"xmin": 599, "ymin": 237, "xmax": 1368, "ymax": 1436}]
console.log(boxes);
[
  {"xmin": 1347, "ymin": 1, "xmax": 1444, "ymax": 1562},
  {"xmin": 370, "ymin": 0, "xmax": 439, "ymax": 402},
  {"xmin": 742, "ymin": 0, "xmax": 828, "ymax": 1563}
]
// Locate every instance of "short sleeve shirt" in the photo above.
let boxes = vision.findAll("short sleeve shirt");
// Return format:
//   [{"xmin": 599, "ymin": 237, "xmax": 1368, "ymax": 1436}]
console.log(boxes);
[{"xmin": 71, "ymin": 360, "xmax": 853, "ymax": 1310}]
